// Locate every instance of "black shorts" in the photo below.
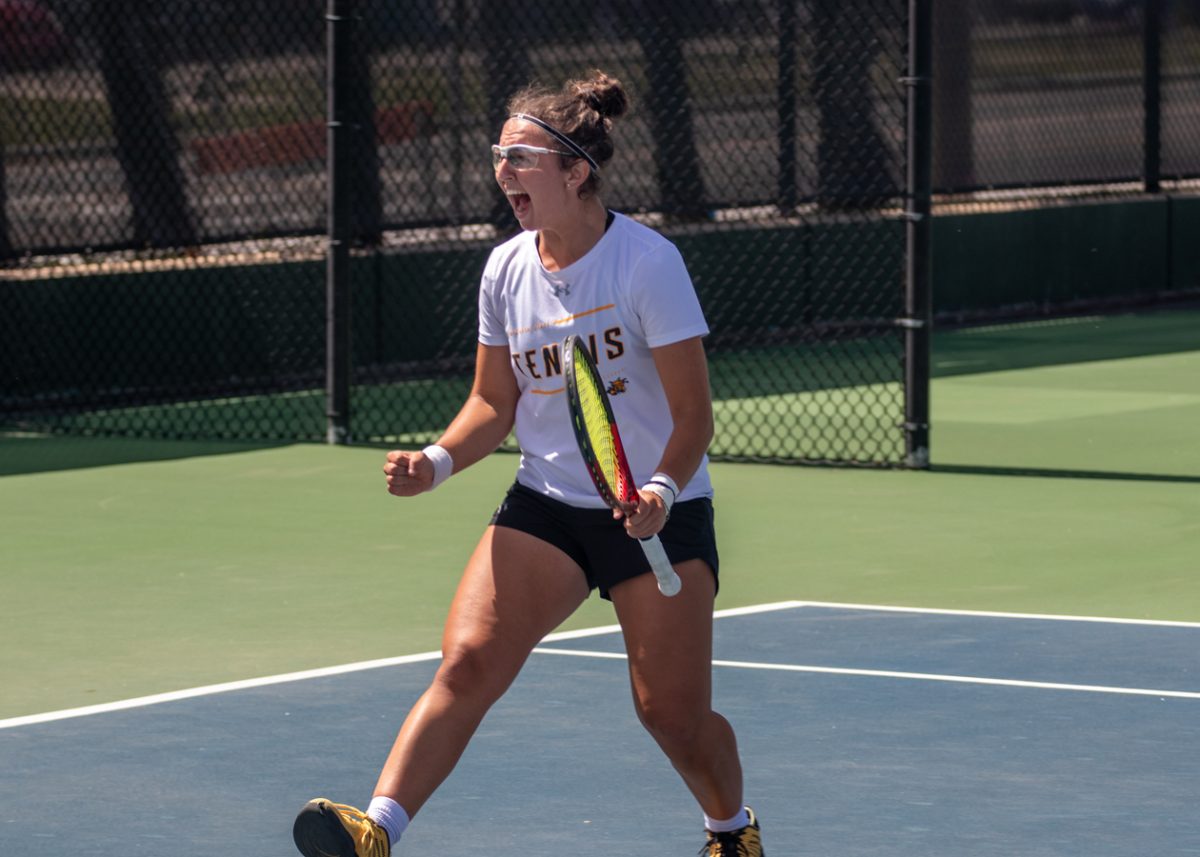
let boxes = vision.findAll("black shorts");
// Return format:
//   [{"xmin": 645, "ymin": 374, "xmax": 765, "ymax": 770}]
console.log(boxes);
[{"xmin": 489, "ymin": 482, "xmax": 719, "ymax": 600}]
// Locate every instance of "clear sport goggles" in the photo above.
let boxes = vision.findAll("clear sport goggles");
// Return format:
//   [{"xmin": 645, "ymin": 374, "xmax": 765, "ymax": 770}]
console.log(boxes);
[{"xmin": 491, "ymin": 144, "xmax": 573, "ymax": 171}]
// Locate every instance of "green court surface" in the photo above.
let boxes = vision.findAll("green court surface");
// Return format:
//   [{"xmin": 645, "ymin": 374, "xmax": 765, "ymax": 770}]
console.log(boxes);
[{"xmin": 1, "ymin": 308, "xmax": 1198, "ymax": 721}]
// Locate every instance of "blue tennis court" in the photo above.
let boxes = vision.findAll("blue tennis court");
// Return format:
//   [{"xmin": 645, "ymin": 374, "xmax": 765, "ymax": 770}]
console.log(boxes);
[{"xmin": 3, "ymin": 602, "xmax": 1198, "ymax": 856}]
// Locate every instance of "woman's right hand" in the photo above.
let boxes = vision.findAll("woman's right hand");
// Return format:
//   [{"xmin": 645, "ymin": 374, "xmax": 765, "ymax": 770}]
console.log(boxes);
[{"xmin": 383, "ymin": 450, "xmax": 435, "ymax": 496}]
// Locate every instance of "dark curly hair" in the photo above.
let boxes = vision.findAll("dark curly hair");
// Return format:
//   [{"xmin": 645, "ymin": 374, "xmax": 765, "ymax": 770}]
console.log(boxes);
[{"xmin": 506, "ymin": 70, "xmax": 630, "ymax": 198}]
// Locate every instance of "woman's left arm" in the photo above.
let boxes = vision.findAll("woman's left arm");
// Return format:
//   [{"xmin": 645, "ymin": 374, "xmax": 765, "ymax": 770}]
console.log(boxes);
[
  {"xmin": 650, "ymin": 335, "xmax": 715, "ymax": 487},
  {"xmin": 620, "ymin": 335, "xmax": 714, "ymax": 538}
]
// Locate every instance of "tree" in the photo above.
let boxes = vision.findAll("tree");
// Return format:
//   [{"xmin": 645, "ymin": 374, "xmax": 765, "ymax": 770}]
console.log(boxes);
[
  {"xmin": 627, "ymin": 0, "xmax": 707, "ymax": 220},
  {"xmin": 810, "ymin": 0, "xmax": 899, "ymax": 209},
  {"xmin": 91, "ymin": 0, "xmax": 196, "ymax": 247}
]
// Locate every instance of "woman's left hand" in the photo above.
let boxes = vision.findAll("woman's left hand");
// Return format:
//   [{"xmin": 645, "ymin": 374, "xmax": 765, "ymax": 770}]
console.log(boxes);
[{"xmin": 614, "ymin": 490, "xmax": 669, "ymax": 539}]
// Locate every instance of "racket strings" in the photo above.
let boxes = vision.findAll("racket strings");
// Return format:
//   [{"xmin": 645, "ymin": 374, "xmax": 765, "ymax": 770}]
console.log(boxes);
[
  {"xmin": 572, "ymin": 347, "xmax": 626, "ymax": 499},
  {"xmin": 577, "ymin": 370, "xmax": 617, "ymax": 474}
]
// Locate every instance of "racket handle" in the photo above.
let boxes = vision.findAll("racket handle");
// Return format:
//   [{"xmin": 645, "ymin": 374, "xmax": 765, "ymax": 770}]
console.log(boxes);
[{"xmin": 639, "ymin": 535, "xmax": 682, "ymax": 597}]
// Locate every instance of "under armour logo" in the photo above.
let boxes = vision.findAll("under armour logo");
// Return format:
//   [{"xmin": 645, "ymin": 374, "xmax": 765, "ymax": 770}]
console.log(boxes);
[{"xmin": 549, "ymin": 281, "xmax": 571, "ymax": 297}]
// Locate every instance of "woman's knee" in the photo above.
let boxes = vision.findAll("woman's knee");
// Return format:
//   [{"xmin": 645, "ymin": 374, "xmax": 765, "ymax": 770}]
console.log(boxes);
[
  {"xmin": 433, "ymin": 642, "xmax": 519, "ymax": 703},
  {"xmin": 634, "ymin": 696, "xmax": 709, "ymax": 749}
]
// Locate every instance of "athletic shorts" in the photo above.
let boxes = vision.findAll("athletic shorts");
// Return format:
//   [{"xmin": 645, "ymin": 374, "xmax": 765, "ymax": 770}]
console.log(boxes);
[{"xmin": 489, "ymin": 481, "xmax": 720, "ymax": 600}]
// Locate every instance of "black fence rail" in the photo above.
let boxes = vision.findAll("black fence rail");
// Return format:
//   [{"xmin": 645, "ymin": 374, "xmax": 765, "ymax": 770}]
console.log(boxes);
[{"xmin": 3, "ymin": 0, "xmax": 1198, "ymax": 466}]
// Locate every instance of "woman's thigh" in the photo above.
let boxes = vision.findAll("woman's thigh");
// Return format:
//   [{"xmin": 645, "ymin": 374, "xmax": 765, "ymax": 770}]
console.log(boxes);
[{"xmin": 438, "ymin": 524, "xmax": 591, "ymax": 693}]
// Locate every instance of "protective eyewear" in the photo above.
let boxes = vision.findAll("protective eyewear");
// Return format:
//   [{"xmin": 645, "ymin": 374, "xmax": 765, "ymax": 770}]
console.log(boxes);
[{"xmin": 491, "ymin": 144, "xmax": 573, "ymax": 171}]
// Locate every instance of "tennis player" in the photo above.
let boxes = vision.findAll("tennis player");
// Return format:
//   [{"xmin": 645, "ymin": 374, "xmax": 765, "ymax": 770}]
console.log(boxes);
[{"xmin": 293, "ymin": 69, "xmax": 763, "ymax": 857}]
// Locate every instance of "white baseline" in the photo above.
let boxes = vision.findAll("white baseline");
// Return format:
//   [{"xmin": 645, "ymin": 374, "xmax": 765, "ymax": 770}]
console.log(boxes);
[{"xmin": 4, "ymin": 600, "xmax": 1197, "ymax": 730}]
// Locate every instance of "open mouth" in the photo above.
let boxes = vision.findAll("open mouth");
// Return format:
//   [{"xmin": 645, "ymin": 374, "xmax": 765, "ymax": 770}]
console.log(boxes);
[{"xmin": 506, "ymin": 190, "xmax": 531, "ymax": 218}]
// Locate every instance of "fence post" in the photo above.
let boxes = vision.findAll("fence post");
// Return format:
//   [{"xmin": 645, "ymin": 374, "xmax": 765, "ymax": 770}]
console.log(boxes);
[
  {"xmin": 1143, "ymin": 0, "xmax": 1163, "ymax": 194},
  {"xmin": 776, "ymin": 0, "xmax": 798, "ymax": 213},
  {"xmin": 326, "ymin": 0, "xmax": 355, "ymax": 445},
  {"xmin": 903, "ymin": 0, "xmax": 933, "ymax": 469}
]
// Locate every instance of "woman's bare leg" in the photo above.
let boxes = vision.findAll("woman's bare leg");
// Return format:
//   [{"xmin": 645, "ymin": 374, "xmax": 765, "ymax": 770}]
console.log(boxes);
[
  {"xmin": 372, "ymin": 525, "xmax": 589, "ymax": 816},
  {"xmin": 610, "ymin": 560, "xmax": 743, "ymax": 819}
]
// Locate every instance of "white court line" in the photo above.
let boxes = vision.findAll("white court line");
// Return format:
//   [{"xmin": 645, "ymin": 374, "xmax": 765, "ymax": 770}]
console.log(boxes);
[
  {"xmin": 3, "ymin": 599, "xmax": 1195, "ymax": 730},
  {"xmin": 538, "ymin": 600, "xmax": 806, "ymax": 643},
  {"xmin": 0, "ymin": 651, "xmax": 444, "ymax": 731},
  {"xmin": 530, "ymin": 648, "xmax": 1200, "ymax": 700},
  {"xmin": 793, "ymin": 600, "xmax": 1200, "ymax": 628},
  {"xmin": 0, "ymin": 602, "xmax": 807, "ymax": 730}
]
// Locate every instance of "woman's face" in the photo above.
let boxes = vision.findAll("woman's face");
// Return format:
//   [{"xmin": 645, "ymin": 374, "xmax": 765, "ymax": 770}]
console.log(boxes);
[{"xmin": 494, "ymin": 118, "xmax": 580, "ymax": 232}]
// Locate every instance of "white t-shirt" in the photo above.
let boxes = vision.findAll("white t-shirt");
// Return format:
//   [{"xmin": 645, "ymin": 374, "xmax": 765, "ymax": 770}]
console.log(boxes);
[{"xmin": 478, "ymin": 212, "xmax": 713, "ymax": 508}]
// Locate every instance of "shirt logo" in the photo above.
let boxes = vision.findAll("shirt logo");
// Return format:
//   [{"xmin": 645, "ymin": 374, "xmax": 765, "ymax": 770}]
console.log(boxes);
[
  {"xmin": 549, "ymin": 281, "xmax": 571, "ymax": 297},
  {"xmin": 606, "ymin": 377, "xmax": 629, "ymax": 396}
]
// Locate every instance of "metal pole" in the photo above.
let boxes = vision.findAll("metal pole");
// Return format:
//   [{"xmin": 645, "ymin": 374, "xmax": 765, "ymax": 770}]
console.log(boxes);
[
  {"xmin": 776, "ymin": 0, "xmax": 798, "ymax": 213},
  {"xmin": 1143, "ymin": 0, "xmax": 1162, "ymax": 194},
  {"xmin": 902, "ymin": 0, "xmax": 933, "ymax": 468},
  {"xmin": 326, "ymin": 0, "xmax": 354, "ymax": 444}
]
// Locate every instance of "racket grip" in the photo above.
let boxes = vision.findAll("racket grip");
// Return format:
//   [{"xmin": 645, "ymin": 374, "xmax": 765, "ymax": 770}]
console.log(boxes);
[{"xmin": 639, "ymin": 535, "xmax": 682, "ymax": 597}]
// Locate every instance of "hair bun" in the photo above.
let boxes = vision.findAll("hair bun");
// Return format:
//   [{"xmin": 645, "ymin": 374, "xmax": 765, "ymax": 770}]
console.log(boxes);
[{"xmin": 572, "ymin": 70, "xmax": 629, "ymax": 121}]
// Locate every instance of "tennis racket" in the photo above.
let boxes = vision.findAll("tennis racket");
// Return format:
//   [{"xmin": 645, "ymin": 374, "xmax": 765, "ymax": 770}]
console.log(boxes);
[{"xmin": 562, "ymin": 334, "xmax": 681, "ymax": 597}]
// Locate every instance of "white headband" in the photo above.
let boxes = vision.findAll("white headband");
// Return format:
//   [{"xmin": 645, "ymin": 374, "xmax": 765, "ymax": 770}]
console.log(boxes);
[{"xmin": 510, "ymin": 112, "xmax": 600, "ymax": 173}]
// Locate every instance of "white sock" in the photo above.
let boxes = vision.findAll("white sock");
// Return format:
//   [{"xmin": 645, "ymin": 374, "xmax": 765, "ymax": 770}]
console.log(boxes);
[
  {"xmin": 704, "ymin": 806, "xmax": 750, "ymax": 833},
  {"xmin": 367, "ymin": 796, "xmax": 410, "ymax": 847}
]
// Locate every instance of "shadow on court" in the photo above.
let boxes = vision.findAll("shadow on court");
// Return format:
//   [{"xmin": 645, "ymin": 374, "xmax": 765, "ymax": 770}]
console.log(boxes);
[
  {"xmin": 2, "ymin": 604, "xmax": 1197, "ymax": 856},
  {"xmin": 930, "ymin": 464, "xmax": 1200, "ymax": 485},
  {"xmin": 931, "ymin": 305, "xmax": 1200, "ymax": 380},
  {"xmin": 0, "ymin": 434, "xmax": 284, "ymax": 477}
]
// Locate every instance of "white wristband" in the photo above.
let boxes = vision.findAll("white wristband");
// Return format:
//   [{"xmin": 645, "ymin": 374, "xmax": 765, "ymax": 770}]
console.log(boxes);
[
  {"xmin": 422, "ymin": 444, "xmax": 454, "ymax": 491},
  {"xmin": 641, "ymin": 471, "xmax": 679, "ymax": 513}
]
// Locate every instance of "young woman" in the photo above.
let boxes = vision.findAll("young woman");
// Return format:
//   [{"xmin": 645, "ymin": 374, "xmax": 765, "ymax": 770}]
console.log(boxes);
[{"xmin": 292, "ymin": 70, "xmax": 763, "ymax": 857}]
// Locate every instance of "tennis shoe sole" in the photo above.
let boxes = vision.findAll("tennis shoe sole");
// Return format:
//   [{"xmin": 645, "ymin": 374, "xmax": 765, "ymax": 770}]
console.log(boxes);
[{"xmin": 293, "ymin": 799, "xmax": 361, "ymax": 857}]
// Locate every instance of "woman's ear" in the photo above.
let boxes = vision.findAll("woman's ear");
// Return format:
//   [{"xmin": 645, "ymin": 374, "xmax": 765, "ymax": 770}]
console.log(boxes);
[{"xmin": 568, "ymin": 161, "xmax": 590, "ymax": 189}]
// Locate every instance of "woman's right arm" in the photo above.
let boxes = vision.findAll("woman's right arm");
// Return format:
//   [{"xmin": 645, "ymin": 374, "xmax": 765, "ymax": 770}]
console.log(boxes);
[{"xmin": 384, "ymin": 343, "xmax": 518, "ymax": 496}]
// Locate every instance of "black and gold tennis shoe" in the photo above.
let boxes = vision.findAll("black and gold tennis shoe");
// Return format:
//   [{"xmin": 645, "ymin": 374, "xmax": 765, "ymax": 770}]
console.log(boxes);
[
  {"xmin": 293, "ymin": 798, "xmax": 389, "ymax": 857},
  {"xmin": 699, "ymin": 806, "xmax": 764, "ymax": 857}
]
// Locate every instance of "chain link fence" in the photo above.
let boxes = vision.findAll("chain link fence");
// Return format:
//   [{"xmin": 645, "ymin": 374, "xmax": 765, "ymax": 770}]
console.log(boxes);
[{"xmin": 3, "ymin": 1, "xmax": 1196, "ymax": 464}]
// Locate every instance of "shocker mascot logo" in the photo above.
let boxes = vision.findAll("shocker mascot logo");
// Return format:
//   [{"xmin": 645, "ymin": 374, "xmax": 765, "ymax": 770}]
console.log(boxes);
[{"xmin": 606, "ymin": 377, "xmax": 629, "ymax": 397}]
